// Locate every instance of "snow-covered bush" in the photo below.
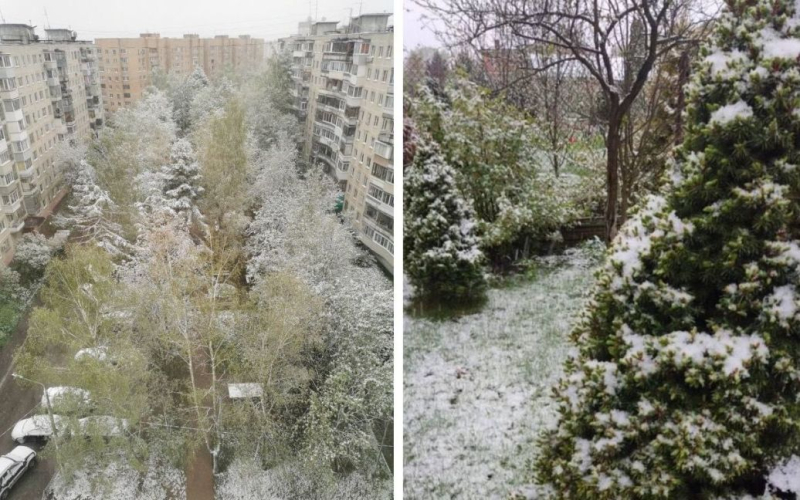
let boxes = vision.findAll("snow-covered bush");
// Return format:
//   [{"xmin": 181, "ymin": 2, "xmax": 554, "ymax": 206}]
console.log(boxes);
[
  {"xmin": 404, "ymin": 137, "xmax": 486, "ymax": 301},
  {"xmin": 11, "ymin": 233, "xmax": 63, "ymax": 283},
  {"xmin": 535, "ymin": 1, "xmax": 800, "ymax": 497},
  {"xmin": 410, "ymin": 79, "xmax": 582, "ymax": 261}
]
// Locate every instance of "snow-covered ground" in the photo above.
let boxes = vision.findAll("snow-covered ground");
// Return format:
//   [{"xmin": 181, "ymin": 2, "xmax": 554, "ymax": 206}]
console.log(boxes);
[
  {"xmin": 404, "ymin": 245, "xmax": 601, "ymax": 499},
  {"xmin": 216, "ymin": 458, "xmax": 392, "ymax": 499},
  {"xmin": 47, "ymin": 453, "xmax": 185, "ymax": 500}
]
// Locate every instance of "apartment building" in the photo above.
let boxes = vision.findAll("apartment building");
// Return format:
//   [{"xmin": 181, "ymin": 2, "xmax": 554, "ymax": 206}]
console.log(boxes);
[
  {"xmin": 276, "ymin": 14, "xmax": 394, "ymax": 273},
  {"xmin": 0, "ymin": 24, "xmax": 103, "ymax": 265},
  {"xmin": 96, "ymin": 33, "xmax": 265, "ymax": 113}
]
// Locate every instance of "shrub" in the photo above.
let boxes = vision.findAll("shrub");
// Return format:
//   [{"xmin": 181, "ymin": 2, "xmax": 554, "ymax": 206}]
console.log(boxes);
[
  {"xmin": 535, "ymin": 0, "xmax": 800, "ymax": 497},
  {"xmin": 404, "ymin": 137, "xmax": 486, "ymax": 302}
]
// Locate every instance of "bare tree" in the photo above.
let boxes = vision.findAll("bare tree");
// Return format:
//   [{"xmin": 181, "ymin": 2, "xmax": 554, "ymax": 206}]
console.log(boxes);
[{"xmin": 415, "ymin": 0, "xmax": 716, "ymax": 239}]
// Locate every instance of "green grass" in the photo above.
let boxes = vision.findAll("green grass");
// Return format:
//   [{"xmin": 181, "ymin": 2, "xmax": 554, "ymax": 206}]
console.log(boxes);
[{"xmin": 404, "ymin": 247, "xmax": 601, "ymax": 499}]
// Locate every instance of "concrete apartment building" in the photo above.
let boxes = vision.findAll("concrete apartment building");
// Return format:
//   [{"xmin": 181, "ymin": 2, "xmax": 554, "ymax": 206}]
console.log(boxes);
[
  {"xmin": 0, "ymin": 24, "xmax": 103, "ymax": 265},
  {"xmin": 95, "ymin": 33, "xmax": 264, "ymax": 113},
  {"xmin": 276, "ymin": 14, "xmax": 394, "ymax": 273}
]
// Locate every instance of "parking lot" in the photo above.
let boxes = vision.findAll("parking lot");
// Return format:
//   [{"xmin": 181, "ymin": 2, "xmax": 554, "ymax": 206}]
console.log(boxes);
[{"xmin": 0, "ymin": 309, "xmax": 55, "ymax": 499}]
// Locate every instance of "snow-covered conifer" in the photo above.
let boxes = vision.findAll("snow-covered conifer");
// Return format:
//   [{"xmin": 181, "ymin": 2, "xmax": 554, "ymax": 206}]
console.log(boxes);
[
  {"xmin": 535, "ymin": 1, "xmax": 800, "ymax": 496},
  {"xmin": 404, "ymin": 137, "xmax": 485, "ymax": 301},
  {"xmin": 173, "ymin": 66, "xmax": 209, "ymax": 134},
  {"xmin": 161, "ymin": 138, "xmax": 204, "ymax": 216},
  {"xmin": 58, "ymin": 160, "xmax": 131, "ymax": 256}
]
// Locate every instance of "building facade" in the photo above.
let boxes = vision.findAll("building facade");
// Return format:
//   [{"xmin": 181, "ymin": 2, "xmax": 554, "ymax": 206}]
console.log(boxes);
[
  {"xmin": 0, "ymin": 25, "xmax": 103, "ymax": 265},
  {"xmin": 95, "ymin": 33, "xmax": 264, "ymax": 113},
  {"xmin": 276, "ymin": 14, "xmax": 394, "ymax": 273}
]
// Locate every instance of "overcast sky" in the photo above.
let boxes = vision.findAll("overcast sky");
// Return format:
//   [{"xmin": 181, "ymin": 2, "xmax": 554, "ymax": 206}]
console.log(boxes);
[
  {"xmin": 404, "ymin": 1, "xmax": 442, "ymax": 51},
  {"xmin": 1, "ymin": 0, "xmax": 393, "ymax": 42}
]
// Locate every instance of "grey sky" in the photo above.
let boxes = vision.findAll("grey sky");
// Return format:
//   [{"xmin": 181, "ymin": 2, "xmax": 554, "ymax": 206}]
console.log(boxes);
[
  {"xmin": 404, "ymin": 1, "xmax": 441, "ymax": 51},
  {"xmin": 1, "ymin": 0, "xmax": 393, "ymax": 42}
]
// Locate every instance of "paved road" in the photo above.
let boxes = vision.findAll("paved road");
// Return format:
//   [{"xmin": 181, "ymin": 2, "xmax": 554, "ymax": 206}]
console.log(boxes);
[{"xmin": 0, "ymin": 304, "xmax": 55, "ymax": 499}]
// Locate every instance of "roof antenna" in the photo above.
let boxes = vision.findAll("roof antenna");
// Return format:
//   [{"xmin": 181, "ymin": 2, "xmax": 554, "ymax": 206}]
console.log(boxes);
[
  {"xmin": 0, "ymin": 7, "xmax": 5, "ymax": 23},
  {"xmin": 44, "ymin": 8, "xmax": 51, "ymax": 29}
]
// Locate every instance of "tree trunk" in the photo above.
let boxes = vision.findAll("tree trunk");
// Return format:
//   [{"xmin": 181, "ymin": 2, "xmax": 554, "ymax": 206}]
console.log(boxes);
[
  {"xmin": 675, "ymin": 50, "xmax": 691, "ymax": 146},
  {"xmin": 606, "ymin": 115, "xmax": 622, "ymax": 242}
]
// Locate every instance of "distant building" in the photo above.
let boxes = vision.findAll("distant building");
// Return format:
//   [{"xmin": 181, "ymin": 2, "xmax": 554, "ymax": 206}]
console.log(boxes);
[
  {"xmin": 95, "ymin": 33, "xmax": 264, "ymax": 114},
  {"xmin": 273, "ymin": 14, "xmax": 395, "ymax": 273},
  {"xmin": 0, "ymin": 24, "xmax": 103, "ymax": 265}
]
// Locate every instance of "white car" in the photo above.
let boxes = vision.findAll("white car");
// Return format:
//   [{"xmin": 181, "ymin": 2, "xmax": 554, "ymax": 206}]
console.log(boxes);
[
  {"xmin": 0, "ymin": 446, "xmax": 36, "ymax": 499},
  {"xmin": 78, "ymin": 416, "xmax": 129, "ymax": 438},
  {"xmin": 11, "ymin": 415, "xmax": 66, "ymax": 444},
  {"xmin": 41, "ymin": 387, "xmax": 91, "ymax": 411}
]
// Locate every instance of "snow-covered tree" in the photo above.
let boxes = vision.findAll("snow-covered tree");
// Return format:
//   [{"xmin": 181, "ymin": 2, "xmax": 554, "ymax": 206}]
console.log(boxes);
[
  {"xmin": 58, "ymin": 160, "xmax": 131, "ymax": 256},
  {"xmin": 405, "ymin": 137, "xmax": 485, "ymax": 302},
  {"xmin": 160, "ymin": 138, "xmax": 204, "ymax": 218},
  {"xmin": 535, "ymin": 1, "xmax": 800, "ymax": 497},
  {"xmin": 11, "ymin": 233, "xmax": 63, "ymax": 282},
  {"xmin": 172, "ymin": 66, "xmax": 209, "ymax": 135},
  {"xmin": 411, "ymin": 80, "xmax": 581, "ymax": 261},
  {"xmin": 190, "ymin": 77, "xmax": 235, "ymax": 128}
]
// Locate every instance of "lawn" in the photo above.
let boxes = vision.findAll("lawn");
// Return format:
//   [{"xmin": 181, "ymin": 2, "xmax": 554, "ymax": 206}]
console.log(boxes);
[{"xmin": 404, "ymin": 244, "xmax": 602, "ymax": 499}]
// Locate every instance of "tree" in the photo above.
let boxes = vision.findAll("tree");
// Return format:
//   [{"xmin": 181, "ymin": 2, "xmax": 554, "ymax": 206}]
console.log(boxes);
[
  {"xmin": 426, "ymin": 50, "xmax": 449, "ymax": 91},
  {"xmin": 404, "ymin": 49, "xmax": 427, "ymax": 98},
  {"xmin": 57, "ymin": 160, "xmax": 132, "ymax": 256},
  {"xmin": 416, "ymin": 0, "xmax": 713, "ymax": 240},
  {"xmin": 404, "ymin": 137, "xmax": 486, "ymax": 301},
  {"xmin": 14, "ymin": 245, "xmax": 155, "ymax": 480},
  {"xmin": 411, "ymin": 80, "xmax": 582, "ymax": 261},
  {"xmin": 199, "ymin": 98, "xmax": 248, "ymax": 229},
  {"xmin": 173, "ymin": 66, "xmax": 210, "ymax": 135},
  {"xmin": 161, "ymin": 138, "xmax": 204, "ymax": 219},
  {"xmin": 535, "ymin": 1, "xmax": 800, "ymax": 496},
  {"xmin": 11, "ymin": 233, "xmax": 63, "ymax": 283}
]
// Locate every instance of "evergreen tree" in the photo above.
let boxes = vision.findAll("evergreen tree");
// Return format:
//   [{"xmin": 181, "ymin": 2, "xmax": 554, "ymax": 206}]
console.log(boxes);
[
  {"xmin": 161, "ymin": 138, "xmax": 204, "ymax": 216},
  {"xmin": 404, "ymin": 138, "xmax": 485, "ymax": 302},
  {"xmin": 535, "ymin": 0, "xmax": 800, "ymax": 497},
  {"xmin": 173, "ymin": 66, "xmax": 209, "ymax": 134},
  {"xmin": 58, "ymin": 160, "xmax": 131, "ymax": 256}
]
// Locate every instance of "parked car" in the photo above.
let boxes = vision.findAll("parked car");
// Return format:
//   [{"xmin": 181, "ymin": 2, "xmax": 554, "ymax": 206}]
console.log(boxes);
[
  {"xmin": 0, "ymin": 446, "xmax": 36, "ymax": 499},
  {"xmin": 11, "ymin": 415, "xmax": 66, "ymax": 444},
  {"xmin": 41, "ymin": 387, "xmax": 91, "ymax": 412}
]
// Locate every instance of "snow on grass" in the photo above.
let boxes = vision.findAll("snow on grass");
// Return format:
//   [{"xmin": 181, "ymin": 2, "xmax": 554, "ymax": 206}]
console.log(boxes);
[
  {"xmin": 216, "ymin": 458, "xmax": 392, "ymax": 499},
  {"xmin": 47, "ymin": 453, "xmax": 185, "ymax": 500},
  {"xmin": 404, "ymin": 246, "xmax": 600, "ymax": 499}
]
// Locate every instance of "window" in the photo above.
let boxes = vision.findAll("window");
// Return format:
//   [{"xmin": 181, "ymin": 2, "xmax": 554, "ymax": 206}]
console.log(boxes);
[
  {"xmin": 367, "ymin": 184, "xmax": 393, "ymax": 206},
  {"xmin": 0, "ymin": 78, "xmax": 16, "ymax": 91},
  {"xmin": 372, "ymin": 164, "xmax": 394, "ymax": 183}
]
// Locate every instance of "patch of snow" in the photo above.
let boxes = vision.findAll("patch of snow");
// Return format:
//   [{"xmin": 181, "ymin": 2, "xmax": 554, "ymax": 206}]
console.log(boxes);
[
  {"xmin": 710, "ymin": 101, "xmax": 753, "ymax": 125},
  {"xmin": 767, "ymin": 455, "xmax": 800, "ymax": 494},
  {"xmin": 404, "ymin": 250, "xmax": 598, "ymax": 498}
]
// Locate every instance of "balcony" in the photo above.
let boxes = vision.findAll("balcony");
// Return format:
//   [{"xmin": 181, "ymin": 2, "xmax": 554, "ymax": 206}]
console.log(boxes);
[
  {"xmin": 353, "ymin": 53, "xmax": 373, "ymax": 65},
  {"xmin": 345, "ymin": 94, "xmax": 362, "ymax": 108},
  {"xmin": 44, "ymin": 59, "xmax": 57, "ymax": 70},
  {"xmin": 292, "ymin": 50, "xmax": 312, "ymax": 58},
  {"xmin": 2, "ymin": 197, "xmax": 22, "ymax": 215},
  {"xmin": 374, "ymin": 141, "xmax": 393, "ymax": 161},
  {"xmin": 361, "ymin": 220, "xmax": 394, "ymax": 256},
  {"xmin": 0, "ymin": 66, "xmax": 15, "ymax": 79},
  {"xmin": 0, "ymin": 87, "xmax": 19, "ymax": 99},
  {"xmin": 0, "ymin": 178, "xmax": 18, "ymax": 194},
  {"xmin": 323, "ymin": 68, "xmax": 346, "ymax": 81},
  {"xmin": 8, "ymin": 218, "xmax": 25, "ymax": 233},
  {"xmin": 314, "ymin": 151, "xmax": 337, "ymax": 169}
]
